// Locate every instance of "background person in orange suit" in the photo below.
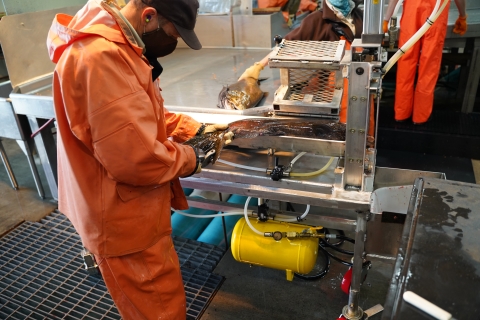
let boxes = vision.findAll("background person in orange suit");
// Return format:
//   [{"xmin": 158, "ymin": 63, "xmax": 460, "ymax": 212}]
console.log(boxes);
[
  {"xmin": 383, "ymin": 0, "xmax": 467, "ymax": 124},
  {"xmin": 47, "ymin": 0, "xmax": 232, "ymax": 318}
]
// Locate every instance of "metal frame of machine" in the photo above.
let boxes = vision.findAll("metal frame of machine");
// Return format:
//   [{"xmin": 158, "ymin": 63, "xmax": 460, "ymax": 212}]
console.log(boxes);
[{"xmin": 5, "ymin": 1, "xmax": 477, "ymax": 319}]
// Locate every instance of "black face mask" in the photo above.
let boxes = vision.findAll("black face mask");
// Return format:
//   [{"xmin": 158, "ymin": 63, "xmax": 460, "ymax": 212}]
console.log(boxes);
[
  {"xmin": 145, "ymin": 54, "xmax": 163, "ymax": 81},
  {"xmin": 142, "ymin": 25, "xmax": 178, "ymax": 58}
]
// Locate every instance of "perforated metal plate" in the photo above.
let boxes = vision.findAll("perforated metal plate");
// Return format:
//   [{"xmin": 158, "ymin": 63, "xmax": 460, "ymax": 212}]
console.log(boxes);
[
  {"xmin": 0, "ymin": 212, "xmax": 225, "ymax": 320},
  {"xmin": 269, "ymin": 40, "xmax": 346, "ymax": 69}
]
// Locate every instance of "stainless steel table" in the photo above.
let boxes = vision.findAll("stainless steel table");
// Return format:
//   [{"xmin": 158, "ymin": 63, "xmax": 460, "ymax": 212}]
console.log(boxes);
[
  {"xmin": 0, "ymin": 81, "xmax": 44, "ymax": 198},
  {"xmin": 383, "ymin": 177, "xmax": 480, "ymax": 319}
]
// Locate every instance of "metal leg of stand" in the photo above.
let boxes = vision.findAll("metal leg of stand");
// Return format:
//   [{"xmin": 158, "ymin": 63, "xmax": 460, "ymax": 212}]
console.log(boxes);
[
  {"xmin": 0, "ymin": 139, "xmax": 19, "ymax": 190},
  {"xmin": 27, "ymin": 116, "xmax": 58, "ymax": 200},
  {"xmin": 343, "ymin": 211, "xmax": 368, "ymax": 320},
  {"xmin": 21, "ymin": 140, "xmax": 45, "ymax": 199}
]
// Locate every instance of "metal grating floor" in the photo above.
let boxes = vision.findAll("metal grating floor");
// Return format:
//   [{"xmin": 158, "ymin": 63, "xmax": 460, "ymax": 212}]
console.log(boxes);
[{"xmin": 0, "ymin": 211, "xmax": 225, "ymax": 320}]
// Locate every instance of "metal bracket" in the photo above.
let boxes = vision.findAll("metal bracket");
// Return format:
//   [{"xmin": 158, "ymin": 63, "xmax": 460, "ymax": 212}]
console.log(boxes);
[{"xmin": 80, "ymin": 248, "xmax": 100, "ymax": 276}]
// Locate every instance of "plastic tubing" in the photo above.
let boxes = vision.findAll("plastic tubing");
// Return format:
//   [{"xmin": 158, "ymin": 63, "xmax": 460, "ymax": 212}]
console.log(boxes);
[
  {"xmin": 392, "ymin": 0, "xmax": 403, "ymax": 18},
  {"xmin": 172, "ymin": 210, "xmax": 245, "ymax": 218},
  {"xmin": 382, "ymin": 0, "xmax": 448, "ymax": 76},
  {"xmin": 218, "ymin": 154, "xmax": 334, "ymax": 178},
  {"xmin": 289, "ymin": 152, "xmax": 307, "ymax": 167},
  {"xmin": 289, "ymin": 157, "xmax": 334, "ymax": 177},
  {"xmin": 244, "ymin": 196, "xmax": 264, "ymax": 236},
  {"xmin": 277, "ymin": 204, "xmax": 311, "ymax": 222},
  {"xmin": 217, "ymin": 159, "xmax": 266, "ymax": 172}
]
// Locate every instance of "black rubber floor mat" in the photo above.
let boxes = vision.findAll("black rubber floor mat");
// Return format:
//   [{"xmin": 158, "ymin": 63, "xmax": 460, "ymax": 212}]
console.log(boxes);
[{"xmin": 0, "ymin": 212, "xmax": 225, "ymax": 320}]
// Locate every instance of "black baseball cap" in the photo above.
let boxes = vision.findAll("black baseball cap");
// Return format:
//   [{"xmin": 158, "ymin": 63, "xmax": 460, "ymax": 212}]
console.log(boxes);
[{"xmin": 143, "ymin": 0, "xmax": 202, "ymax": 50}]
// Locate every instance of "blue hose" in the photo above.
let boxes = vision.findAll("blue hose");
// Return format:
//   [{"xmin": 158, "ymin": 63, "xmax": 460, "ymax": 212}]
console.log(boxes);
[
  {"xmin": 171, "ymin": 194, "xmax": 219, "ymax": 239},
  {"xmin": 183, "ymin": 188, "xmax": 194, "ymax": 196}
]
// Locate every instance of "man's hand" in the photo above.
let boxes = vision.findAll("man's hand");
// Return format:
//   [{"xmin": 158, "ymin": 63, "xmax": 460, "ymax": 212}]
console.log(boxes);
[
  {"xmin": 453, "ymin": 15, "xmax": 467, "ymax": 35},
  {"xmin": 238, "ymin": 62, "xmax": 264, "ymax": 81},
  {"xmin": 203, "ymin": 123, "xmax": 234, "ymax": 145},
  {"xmin": 383, "ymin": 20, "xmax": 389, "ymax": 33},
  {"xmin": 223, "ymin": 131, "xmax": 234, "ymax": 145},
  {"xmin": 203, "ymin": 123, "xmax": 228, "ymax": 134}
]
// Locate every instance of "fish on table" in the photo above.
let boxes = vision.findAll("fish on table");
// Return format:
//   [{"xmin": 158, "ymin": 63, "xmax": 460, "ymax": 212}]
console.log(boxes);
[
  {"xmin": 183, "ymin": 118, "xmax": 346, "ymax": 166},
  {"xmin": 228, "ymin": 118, "xmax": 346, "ymax": 141},
  {"xmin": 217, "ymin": 77, "xmax": 265, "ymax": 110}
]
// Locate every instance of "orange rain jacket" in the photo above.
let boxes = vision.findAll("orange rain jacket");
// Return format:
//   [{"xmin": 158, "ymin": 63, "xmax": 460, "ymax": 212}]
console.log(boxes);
[{"xmin": 47, "ymin": 0, "xmax": 201, "ymax": 257}]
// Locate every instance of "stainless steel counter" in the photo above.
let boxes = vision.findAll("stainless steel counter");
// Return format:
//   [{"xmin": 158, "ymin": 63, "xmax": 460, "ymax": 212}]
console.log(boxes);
[
  {"xmin": 159, "ymin": 47, "xmax": 278, "ymax": 115},
  {"xmin": 383, "ymin": 178, "xmax": 480, "ymax": 319}
]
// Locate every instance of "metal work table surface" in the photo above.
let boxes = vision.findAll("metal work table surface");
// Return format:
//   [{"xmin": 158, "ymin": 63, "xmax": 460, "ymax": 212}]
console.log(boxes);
[
  {"xmin": 383, "ymin": 178, "xmax": 480, "ymax": 319},
  {"xmin": 159, "ymin": 47, "xmax": 279, "ymax": 113}
]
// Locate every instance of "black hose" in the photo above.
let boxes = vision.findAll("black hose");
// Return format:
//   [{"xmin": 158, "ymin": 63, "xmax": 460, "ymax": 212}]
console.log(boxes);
[
  {"xmin": 320, "ymin": 245, "xmax": 353, "ymax": 267},
  {"xmin": 320, "ymin": 238, "xmax": 353, "ymax": 255},
  {"xmin": 294, "ymin": 245, "xmax": 330, "ymax": 280},
  {"xmin": 335, "ymin": 234, "xmax": 355, "ymax": 243}
]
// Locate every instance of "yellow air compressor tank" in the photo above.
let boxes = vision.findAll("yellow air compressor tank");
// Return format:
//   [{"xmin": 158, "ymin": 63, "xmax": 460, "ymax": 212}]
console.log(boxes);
[{"xmin": 231, "ymin": 217, "xmax": 319, "ymax": 281}]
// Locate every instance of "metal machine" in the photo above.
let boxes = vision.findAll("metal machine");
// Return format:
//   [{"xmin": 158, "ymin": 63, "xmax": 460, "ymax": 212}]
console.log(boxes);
[{"xmin": 1, "ymin": 1, "xmax": 479, "ymax": 319}]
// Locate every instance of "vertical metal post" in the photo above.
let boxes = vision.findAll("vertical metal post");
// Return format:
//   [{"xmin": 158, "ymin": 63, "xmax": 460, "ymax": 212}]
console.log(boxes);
[
  {"xmin": 342, "ymin": 211, "xmax": 367, "ymax": 320},
  {"xmin": 362, "ymin": 0, "xmax": 385, "ymax": 43},
  {"xmin": 344, "ymin": 62, "xmax": 371, "ymax": 189},
  {"xmin": 219, "ymin": 193, "xmax": 230, "ymax": 250},
  {"xmin": 28, "ymin": 116, "xmax": 58, "ymax": 200},
  {"xmin": 21, "ymin": 140, "xmax": 45, "ymax": 199},
  {"xmin": 0, "ymin": 139, "xmax": 18, "ymax": 190}
]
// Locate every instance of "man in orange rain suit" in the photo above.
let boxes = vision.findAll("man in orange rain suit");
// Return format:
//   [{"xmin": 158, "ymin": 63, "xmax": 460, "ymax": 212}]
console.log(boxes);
[
  {"xmin": 47, "ymin": 0, "xmax": 232, "ymax": 318},
  {"xmin": 383, "ymin": 0, "xmax": 467, "ymax": 124}
]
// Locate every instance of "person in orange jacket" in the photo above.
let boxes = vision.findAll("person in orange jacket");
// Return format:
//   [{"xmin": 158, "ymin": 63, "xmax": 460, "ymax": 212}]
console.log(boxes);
[
  {"xmin": 383, "ymin": 0, "xmax": 467, "ymax": 124},
  {"xmin": 47, "ymin": 0, "xmax": 232, "ymax": 318}
]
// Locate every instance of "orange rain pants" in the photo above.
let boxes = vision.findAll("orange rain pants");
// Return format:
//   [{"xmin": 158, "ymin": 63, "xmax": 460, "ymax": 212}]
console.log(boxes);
[
  {"xmin": 339, "ymin": 39, "xmax": 375, "ymax": 137},
  {"xmin": 395, "ymin": 0, "xmax": 450, "ymax": 123},
  {"xmin": 95, "ymin": 236, "xmax": 186, "ymax": 320}
]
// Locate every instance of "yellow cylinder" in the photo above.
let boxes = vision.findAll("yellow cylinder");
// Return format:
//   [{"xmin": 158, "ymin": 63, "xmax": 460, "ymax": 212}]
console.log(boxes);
[{"xmin": 231, "ymin": 217, "xmax": 319, "ymax": 281}]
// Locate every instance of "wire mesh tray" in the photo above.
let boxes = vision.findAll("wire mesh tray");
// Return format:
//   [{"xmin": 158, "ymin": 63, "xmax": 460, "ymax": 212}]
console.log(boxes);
[
  {"xmin": 268, "ymin": 40, "xmax": 346, "ymax": 69},
  {"xmin": 273, "ymin": 68, "xmax": 343, "ymax": 116}
]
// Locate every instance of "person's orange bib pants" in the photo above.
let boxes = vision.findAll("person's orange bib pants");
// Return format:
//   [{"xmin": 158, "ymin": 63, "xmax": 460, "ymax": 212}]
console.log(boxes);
[
  {"xmin": 95, "ymin": 236, "xmax": 186, "ymax": 320},
  {"xmin": 395, "ymin": 0, "xmax": 450, "ymax": 123}
]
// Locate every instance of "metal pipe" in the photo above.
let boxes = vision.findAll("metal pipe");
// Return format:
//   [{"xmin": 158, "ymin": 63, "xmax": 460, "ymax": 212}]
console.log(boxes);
[
  {"xmin": 363, "ymin": 0, "xmax": 384, "ymax": 34},
  {"xmin": 362, "ymin": 0, "xmax": 385, "ymax": 43},
  {"xmin": 342, "ymin": 211, "xmax": 367, "ymax": 320},
  {"xmin": 22, "ymin": 140, "xmax": 45, "ymax": 199},
  {"xmin": 0, "ymin": 139, "xmax": 18, "ymax": 190}
]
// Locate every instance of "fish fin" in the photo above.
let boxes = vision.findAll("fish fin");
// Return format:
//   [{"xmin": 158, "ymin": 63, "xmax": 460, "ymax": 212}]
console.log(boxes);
[
  {"xmin": 212, "ymin": 131, "xmax": 226, "ymax": 164},
  {"xmin": 217, "ymin": 86, "xmax": 228, "ymax": 109},
  {"xmin": 257, "ymin": 77, "xmax": 269, "ymax": 82}
]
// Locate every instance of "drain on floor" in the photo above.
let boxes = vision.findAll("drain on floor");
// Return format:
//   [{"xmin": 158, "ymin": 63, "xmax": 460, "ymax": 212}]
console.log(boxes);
[{"xmin": 0, "ymin": 212, "xmax": 225, "ymax": 320}]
